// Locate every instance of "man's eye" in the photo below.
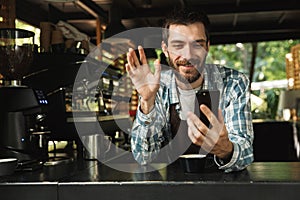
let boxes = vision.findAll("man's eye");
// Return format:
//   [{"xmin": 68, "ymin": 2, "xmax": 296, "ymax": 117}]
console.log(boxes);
[
  {"xmin": 172, "ymin": 44, "xmax": 183, "ymax": 49},
  {"xmin": 193, "ymin": 43, "xmax": 205, "ymax": 48}
]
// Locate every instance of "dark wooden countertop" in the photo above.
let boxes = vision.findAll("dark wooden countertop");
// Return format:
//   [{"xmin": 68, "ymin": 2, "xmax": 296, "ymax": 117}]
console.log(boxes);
[{"xmin": 1, "ymin": 155, "xmax": 300, "ymax": 200}]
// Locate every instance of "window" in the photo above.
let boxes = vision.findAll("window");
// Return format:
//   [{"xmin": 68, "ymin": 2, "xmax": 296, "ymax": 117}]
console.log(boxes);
[{"xmin": 207, "ymin": 40, "xmax": 300, "ymax": 119}]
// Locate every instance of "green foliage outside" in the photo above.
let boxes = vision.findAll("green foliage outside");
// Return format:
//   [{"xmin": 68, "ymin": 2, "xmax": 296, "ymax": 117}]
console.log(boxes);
[{"xmin": 207, "ymin": 39, "xmax": 300, "ymax": 119}]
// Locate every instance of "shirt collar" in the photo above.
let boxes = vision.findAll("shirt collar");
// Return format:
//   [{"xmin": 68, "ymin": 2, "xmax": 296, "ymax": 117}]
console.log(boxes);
[{"xmin": 163, "ymin": 64, "xmax": 225, "ymax": 105}]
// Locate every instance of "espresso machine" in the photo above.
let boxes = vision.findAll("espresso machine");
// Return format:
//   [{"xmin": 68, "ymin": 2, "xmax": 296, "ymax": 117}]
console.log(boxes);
[{"xmin": 0, "ymin": 28, "xmax": 49, "ymax": 163}]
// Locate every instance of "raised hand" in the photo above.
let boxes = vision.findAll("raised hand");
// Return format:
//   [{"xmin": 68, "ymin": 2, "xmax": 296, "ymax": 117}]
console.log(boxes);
[{"xmin": 125, "ymin": 46, "xmax": 161, "ymax": 114}]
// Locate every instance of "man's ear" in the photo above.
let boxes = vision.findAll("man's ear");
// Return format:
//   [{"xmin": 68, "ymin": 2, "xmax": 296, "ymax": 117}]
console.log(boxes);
[
  {"xmin": 206, "ymin": 40, "xmax": 210, "ymax": 52},
  {"xmin": 161, "ymin": 41, "xmax": 169, "ymax": 58}
]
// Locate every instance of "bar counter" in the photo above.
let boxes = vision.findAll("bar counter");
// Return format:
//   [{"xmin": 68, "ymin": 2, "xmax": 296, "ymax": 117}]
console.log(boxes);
[{"xmin": 1, "ymin": 153, "xmax": 300, "ymax": 200}]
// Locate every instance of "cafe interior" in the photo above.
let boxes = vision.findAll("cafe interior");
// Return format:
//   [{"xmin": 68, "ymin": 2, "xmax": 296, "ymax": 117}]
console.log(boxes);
[{"xmin": 0, "ymin": 0, "xmax": 300, "ymax": 199}]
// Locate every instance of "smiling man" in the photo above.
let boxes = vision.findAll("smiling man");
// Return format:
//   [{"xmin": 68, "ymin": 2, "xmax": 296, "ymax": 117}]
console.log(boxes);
[{"xmin": 125, "ymin": 8, "xmax": 254, "ymax": 173}]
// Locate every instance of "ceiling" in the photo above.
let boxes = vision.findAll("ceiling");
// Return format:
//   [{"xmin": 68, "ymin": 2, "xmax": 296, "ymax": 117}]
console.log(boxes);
[{"xmin": 16, "ymin": 0, "xmax": 300, "ymax": 45}]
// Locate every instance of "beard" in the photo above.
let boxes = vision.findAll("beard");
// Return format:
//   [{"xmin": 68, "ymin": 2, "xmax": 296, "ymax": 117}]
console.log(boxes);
[
  {"xmin": 176, "ymin": 67, "xmax": 201, "ymax": 84},
  {"xmin": 169, "ymin": 58, "xmax": 204, "ymax": 84}
]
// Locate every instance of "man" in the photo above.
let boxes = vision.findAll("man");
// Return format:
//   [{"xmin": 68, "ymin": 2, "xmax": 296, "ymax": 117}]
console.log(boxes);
[{"xmin": 125, "ymin": 9, "xmax": 253, "ymax": 173}]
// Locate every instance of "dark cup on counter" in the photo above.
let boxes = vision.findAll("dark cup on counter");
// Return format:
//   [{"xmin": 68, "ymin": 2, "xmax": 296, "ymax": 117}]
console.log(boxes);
[{"xmin": 179, "ymin": 154, "xmax": 207, "ymax": 173}]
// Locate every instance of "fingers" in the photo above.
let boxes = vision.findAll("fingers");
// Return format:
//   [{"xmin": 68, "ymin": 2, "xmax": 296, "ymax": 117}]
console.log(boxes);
[
  {"xmin": 186, "ymin": 109, "xmax": 218, "ymax": 141},
  {"xmin": 126, "ymin": 51, "xmax": 135, "ymax": 72},
  {"xmin": 187, "ymin": 107, "xmax": 229, "ymax": 156},
  {"xmin": 188, "ymin": 127, "xmax": 198, "ymax": 144},
  {"xmin": 126, "ymin": 46, "xmax": 147, "ymax": 71},
  {"xmin": 131, "ymin": 48, "xmax": 140, "ymax": 66},
  {"xmin": 126, "ymin": 46, "xmax": 162, "ymax": 76},
  {"xmin": 154, "ymin": 59, "xmax": 161, "ymax": 78},
  {"xmin": 217, "ymin": 108, "xmax": 224, "ymax": 124},
  {"xmin": 187, "ymin": 112, "xmax": 218, "ymax": 154},
  {"xmin": 199, "ymin": 104, "xmax": 219, "ymax": 126},
  {"xmin": 138, "ymin": 46, "xmax": 148, "ymax": 65},
  {"xmin": 127, "ymin": 45, "xmax": 147, "ymax": 66},
  {"xmin": 187, "ymin": 111, "xmax": 207, "ymax": 132},
  {"xmin": 125, "ymin": 63, "xmax": 133, "ymax": 76},
  {"xmin": 187, "ymin": 112, "xmax": 206, "ymax": 139},
  {"xmin": 127, "ymin": 47, "xmax": 140, "ymax": 69}
]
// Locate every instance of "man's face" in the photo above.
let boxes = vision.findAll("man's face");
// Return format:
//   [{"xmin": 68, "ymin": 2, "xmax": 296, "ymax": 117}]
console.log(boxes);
[{"xmin": 164, "ymin": 23, "xmax": 209, "ymax": 84}]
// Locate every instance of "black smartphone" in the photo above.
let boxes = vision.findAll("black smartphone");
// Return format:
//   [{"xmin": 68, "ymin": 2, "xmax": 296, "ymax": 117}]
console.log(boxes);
[{"xmin": 195, "ymin": 90, "xmax": 220, "ymax": 127}]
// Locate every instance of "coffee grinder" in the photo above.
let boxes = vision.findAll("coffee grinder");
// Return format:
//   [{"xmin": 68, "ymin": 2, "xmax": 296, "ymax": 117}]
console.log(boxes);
[{"xmin": 0, "ymin": 28, "xmax": 49, "ymax": 163}]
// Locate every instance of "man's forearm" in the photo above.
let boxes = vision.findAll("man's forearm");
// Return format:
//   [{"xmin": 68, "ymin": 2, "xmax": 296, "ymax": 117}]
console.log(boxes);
[{"xmin": 140, "ymin": 96, "xmax": 156, "ymax": 114}]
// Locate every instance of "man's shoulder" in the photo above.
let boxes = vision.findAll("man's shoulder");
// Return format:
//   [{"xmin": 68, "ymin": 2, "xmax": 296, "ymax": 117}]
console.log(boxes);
[
  {"xmin": 206, "ymin": 64, "xmax": 242, "ymax": 75},
  {"xmin": 207, "ymin": 64, "xmax": 248, "ymax": 81}
]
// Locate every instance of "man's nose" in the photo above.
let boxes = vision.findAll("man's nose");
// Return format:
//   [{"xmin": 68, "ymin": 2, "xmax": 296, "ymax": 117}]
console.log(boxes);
[{"xmin": 181, "ymin": 44, "xmax": 193, "ymax": 60}]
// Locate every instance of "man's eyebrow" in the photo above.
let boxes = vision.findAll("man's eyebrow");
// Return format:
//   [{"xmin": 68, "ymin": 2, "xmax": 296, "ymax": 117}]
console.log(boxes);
[
  {"xmin": 169, "ymin": 40, "xmax": 185, "ymax": 43},
  {"xmin": 194, "ymin": 39, "xmax": 207, "ymax": 43},
  {"xmin": 170, "ymin": 39, "xmax": 207, "ymax": 43}
]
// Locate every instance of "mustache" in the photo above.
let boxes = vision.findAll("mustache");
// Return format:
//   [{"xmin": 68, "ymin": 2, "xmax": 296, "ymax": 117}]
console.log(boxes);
[
  {"xmin": 175, "ymin": 59, "xmax": 201, "ymax": 66},
  {"xmin": 175, "ymin": 59, "xmax": 191, "ymax": 66}
]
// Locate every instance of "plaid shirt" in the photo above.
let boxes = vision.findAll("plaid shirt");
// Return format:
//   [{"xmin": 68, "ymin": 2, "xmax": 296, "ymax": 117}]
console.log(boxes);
[{"xmin": 131, "ymin": 64, "xmax": 254, "ymax": 173}]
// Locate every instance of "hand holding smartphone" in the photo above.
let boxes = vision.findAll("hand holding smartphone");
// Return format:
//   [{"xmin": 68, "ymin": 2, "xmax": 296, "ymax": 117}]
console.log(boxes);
[{"xmin": 195, "ymin": 90, "xmax": 220, "ymax": 127}]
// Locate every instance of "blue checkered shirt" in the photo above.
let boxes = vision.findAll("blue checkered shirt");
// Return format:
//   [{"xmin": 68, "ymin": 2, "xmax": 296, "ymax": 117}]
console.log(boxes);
[{"xmin": 130, "ymin": 64, "xmax": 254, "ymax": 173}]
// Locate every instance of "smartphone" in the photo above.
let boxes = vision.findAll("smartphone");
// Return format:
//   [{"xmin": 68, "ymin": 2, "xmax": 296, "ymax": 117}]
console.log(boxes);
[{"xmin": 195, "ymin": 90, "xmax": 220, "ymax": 127}]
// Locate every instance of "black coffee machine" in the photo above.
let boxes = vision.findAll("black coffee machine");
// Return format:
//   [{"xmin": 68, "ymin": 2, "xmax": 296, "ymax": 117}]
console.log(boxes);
[{"xmin": 0, "ymin": 28, "xmax": 49, "ymax": 162}]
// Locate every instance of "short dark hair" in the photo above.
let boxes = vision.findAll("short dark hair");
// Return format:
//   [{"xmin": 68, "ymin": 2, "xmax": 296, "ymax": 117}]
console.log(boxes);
[{"xmin": 162, "ymin": 8, "xmax": 211, "ymax": 44}]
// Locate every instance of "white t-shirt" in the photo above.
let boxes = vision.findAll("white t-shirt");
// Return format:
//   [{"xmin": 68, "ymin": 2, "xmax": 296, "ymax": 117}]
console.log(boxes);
[{"xmin": 177, "ymin": 87, "xmax": 201, "ymax": 120}]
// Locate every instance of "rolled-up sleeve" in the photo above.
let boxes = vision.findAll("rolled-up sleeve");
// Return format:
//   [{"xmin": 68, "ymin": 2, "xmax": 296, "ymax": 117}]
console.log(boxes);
[
  {"xmin": 131, "ymin": 94, "xmax": 168, "ymax": 165},
  {"xmin": 216, "ymin": 72, "xmax": 254, "ymax": 172}
]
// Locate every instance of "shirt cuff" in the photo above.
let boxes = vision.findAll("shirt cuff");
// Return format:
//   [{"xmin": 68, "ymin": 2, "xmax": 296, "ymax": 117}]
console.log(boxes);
[
  {"xmin": 214, "ymin": 142, "xmax": 240, "ymax": 170},
  {"xmin": 136, "ymin": 105, "xmax": 156, "ymax": 126}
]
